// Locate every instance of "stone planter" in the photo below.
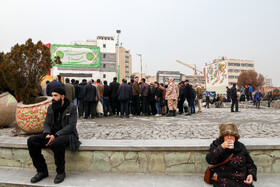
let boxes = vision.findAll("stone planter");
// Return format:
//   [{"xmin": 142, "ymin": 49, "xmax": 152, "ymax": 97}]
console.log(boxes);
[
  {"xmin": 16, "ymin": 96, "xmax": 52, "ymax": 134},
  {"xmin": 0, "ymin": 92, "xmax": 18, "ymax": 127}
]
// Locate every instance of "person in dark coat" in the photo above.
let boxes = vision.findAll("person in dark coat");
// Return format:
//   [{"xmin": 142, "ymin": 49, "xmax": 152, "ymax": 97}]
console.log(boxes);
[
  {"xmin": 77, "ymin": 79, "xmax": 87, "ymax": 117},
  {"xmin": 154, "ymin": 82, "xmax": 163, "ymax": 116},
  {"xmin": 183, "ymin": 80, "xmax": 193, "ymax": 115},
  {"xmin": 206, "ymin": 123, "xmax": 257, "ymax": 186},
  {"xmin": 132, "ymin": 76, "xmax": 141, "ymax": 116},
  {"xmin": 46, "ymin": 76, "xmax": 63, "ymax": 96},
  {"xmin": 231, "ymin": 83, "xmax": 238, "ymax": 112},
  {"xmin": 109, "ymin": 77, "xmax": 120, "ymax": 116},
  {"xmin": 83, "ymin": 80, "xmax": 97, "ymax": 119},
  {"xmin": 178, "ymin": 81, "xmax": 185, "ymax": 114},
  {"xmin": 27, "ymin": 88, "xmax": 81, "ymax": 184},
  {"xmin": 245, "ymin": 85, "xmax": 250, "ymax": 101},
  {"xmin": 267, "ymin": 92, "xmax": 273, "ymax": 107},
  {"xmin": 141, "ymin": 78, "xmax": 149, "ymax": 116},
  {"xmin": 205, "ymin": 93, "xmax": 210, "ymax": 108},
  {"xmin": 71, "ymin": 79, "xmax": 79, "ymax": 106},
  {"xmin": 149, "ymin": 82, "xmax": 157, "ymax": 116},
  {"xmin": 117, "ymin": 79, "xmax": 132, "ymax": 118},
  {"xmin": 103, "ymin": 80, "xmax": 112, "ymax": 116},
  {"xmin": 226, "ymin": 86, "xmax": 231, "ymax": 102}
]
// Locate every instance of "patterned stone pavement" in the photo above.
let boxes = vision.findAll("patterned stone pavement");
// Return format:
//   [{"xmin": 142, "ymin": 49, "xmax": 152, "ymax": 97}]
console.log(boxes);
[
  {"xmin": 1, "ymin": 107, "xmax": 279, "ymax": 140},
  {"xmin": 76, "ymin": 107, "xmax": 280, "ymax": 140}
]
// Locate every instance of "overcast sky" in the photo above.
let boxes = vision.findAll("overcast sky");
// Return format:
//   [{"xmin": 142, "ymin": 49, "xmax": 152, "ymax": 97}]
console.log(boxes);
[{"xmin": 1, "ymin": 0, "xmax": 279, "ymax": 86}]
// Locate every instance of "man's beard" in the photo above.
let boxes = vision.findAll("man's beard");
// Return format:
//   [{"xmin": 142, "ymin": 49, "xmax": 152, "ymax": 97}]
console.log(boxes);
[{"xmin": 52, "ymin": 98, "xmax": 62, "ymax": 112}]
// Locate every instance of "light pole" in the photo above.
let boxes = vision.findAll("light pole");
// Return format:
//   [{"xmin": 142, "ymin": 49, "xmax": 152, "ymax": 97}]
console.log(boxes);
[
  {"xmin": 116, "ymin": 30, "xmax": 121, "ymax": 83},
  {"xmin": 136, "ymin": 54, "xmax": 142, "ymax": 79}
]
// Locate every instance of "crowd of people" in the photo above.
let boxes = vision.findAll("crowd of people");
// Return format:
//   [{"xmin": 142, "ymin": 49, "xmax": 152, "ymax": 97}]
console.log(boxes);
[
  {"xmin": 42, "ymin": 75, "xmax": 274, "ymax": 119},
  {"xmin": 42, "ymin": 76, "xmax": 205, "ymax": 119}
]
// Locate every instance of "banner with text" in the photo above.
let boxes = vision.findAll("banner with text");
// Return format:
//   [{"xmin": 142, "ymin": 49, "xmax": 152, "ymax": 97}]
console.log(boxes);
[{"xmin": 51, "ymin": 44, "xmax": 101, "ymax": 68}]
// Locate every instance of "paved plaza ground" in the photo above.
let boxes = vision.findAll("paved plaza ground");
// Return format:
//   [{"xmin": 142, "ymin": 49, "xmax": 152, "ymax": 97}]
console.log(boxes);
[{"xmin": 1, "ymin": 107, "xmax": 280, "ymax": 140}]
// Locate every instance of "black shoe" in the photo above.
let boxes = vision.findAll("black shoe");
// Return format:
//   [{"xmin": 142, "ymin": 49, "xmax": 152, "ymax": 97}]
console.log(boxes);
[
  {"xmin": 126, "ymin": 115, "xmax": 129, "ymax": 118},
  {"xmin": 30, "ymin": 172, "xmax": 49, "ymax": 183},
  {"xmin": 172, "ymin": 110, "xmax": 177, "ymax": 116},
  {"xmin": 54, "ymin": 172, "xmax": 65, "ymax": 184},
  {"xmin": 231, "ymin": 110, "xmax": 234, "ymax": 112}
]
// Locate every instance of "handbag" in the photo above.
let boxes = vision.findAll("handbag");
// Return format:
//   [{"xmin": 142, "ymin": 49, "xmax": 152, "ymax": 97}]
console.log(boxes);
[{"xmin": 204, "ymin": 153, "xmax": 233, "ymax": 184}]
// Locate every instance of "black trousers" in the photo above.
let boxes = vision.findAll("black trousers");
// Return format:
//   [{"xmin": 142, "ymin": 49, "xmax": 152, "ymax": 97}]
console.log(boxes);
[
  {"xmin": 149, "ymin": 101, "xmax": 157, "ymax": 115},
  {"xmin": 120, "ymin": 100, "xmax": 129, "ymax": 116},
  {"xmin": 231, "ymin": 99, "xmax": 238, "ymax": 112},
  {"xmin": 78, "ymin": 98, "xmax": 84, "ymax": 116},
  {"xmin": 103, "ymin": 97, "xmax": 112, "ymax": 116},
  {"xmin": 110, "ymin": 97, "xmax": 120, "ymax": 115},
  {"xmin": 84, "ymin": 101, "xmax": 97, "ymax": 118},
  {"xmin": 27, "ymin": 134, "xmax": 70, "ymax": 174},
  {"xmin": 132, "ymin": 95, "xmax": 140, "ymax": 115},
  {"xmin": 142, "ymin": 96, "xmax": 149, "ymax": 115},
  {"xmin": 178, "ymin": 98, "xmax": 184, "ymax": 113}
]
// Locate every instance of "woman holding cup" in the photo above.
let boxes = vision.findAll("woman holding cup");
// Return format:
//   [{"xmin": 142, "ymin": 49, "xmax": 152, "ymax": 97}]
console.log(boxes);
[{"xmin": 206, "ymin": 123, "xmax": 257, "ymax": 186}]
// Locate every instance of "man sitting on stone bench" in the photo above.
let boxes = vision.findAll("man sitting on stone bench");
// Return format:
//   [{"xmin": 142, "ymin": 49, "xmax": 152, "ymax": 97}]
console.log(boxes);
[{"xmin": 27, "ymin": 87, "xmax": 81, "ymax": 184}]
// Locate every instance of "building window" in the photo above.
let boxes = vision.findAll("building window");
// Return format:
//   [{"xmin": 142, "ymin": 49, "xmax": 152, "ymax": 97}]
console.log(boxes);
[
  {"xmin": 103, "ymin": 64, "xmax": 106, "ymax": 68},
  {"xmin": 103, "ymin": 74, "xmax": 106, "ymax": 78},
  {"xmin": 103, "ymin": 44, "xmax": 106, "ymax": 48},
  {"xmin": 103, "ymin": 54, "xmax": 106, "ymax": 58}
]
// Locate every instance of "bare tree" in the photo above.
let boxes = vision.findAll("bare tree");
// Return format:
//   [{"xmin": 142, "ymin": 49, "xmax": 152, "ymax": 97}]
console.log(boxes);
[{"xmin": 237, "ymin": 70, "xmax": 264, "ymax": 90}]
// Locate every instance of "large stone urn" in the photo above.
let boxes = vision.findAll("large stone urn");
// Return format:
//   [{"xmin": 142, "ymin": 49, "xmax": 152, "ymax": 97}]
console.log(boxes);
[
  {"xmin": 16, "ymin": 96, "xmax": 52, "ymax": 134},
  {"xmin": 0, "ymin": 92, "xmax": 18, "ymax": 127}
]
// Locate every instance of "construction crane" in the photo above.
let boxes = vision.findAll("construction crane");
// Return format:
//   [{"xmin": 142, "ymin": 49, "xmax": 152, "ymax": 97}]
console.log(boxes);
[{"xmin": 176, "ymin": 60, "xmax": 203, "ymax": 81}]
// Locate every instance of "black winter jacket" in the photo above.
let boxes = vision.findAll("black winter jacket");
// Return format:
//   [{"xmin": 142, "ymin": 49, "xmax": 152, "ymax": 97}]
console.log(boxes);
[
  {"xmin": 206, "ymin": 138, "xmax": 257, "ymax": 187},
  {"xmin": 184, "ymin": 84, "xmax": 193, "ymax": 101},
  {"xmin": 78, "ymin": 82, "xmax": 87, "ymax": 99},
  {"xmin": 109, "ymin": 81, "xmax": 120, "ymax": 98},
  {"xmin": 117, "ymin": 83, "xmax": 132, "ymax": 101},
  {"xmin": 231, "ymin": 86, "xmax": 238, "ymax": 100},
  {"xmin": 84, "ymin": 84, "xmax": 97, "ymax": 101},
  {"xmin": 43, "ymin": 103, "xmax": 81, "ymax": 152}
]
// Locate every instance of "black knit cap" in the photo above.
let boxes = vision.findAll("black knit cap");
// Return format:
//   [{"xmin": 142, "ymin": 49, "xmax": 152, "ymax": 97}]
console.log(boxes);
[{"xmin": 52, "ymin": 87, "xmax": 66, "ymax": 96}]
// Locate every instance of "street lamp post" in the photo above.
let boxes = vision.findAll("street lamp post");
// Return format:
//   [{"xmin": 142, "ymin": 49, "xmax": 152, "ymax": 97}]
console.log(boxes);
[
  {"xmin": 136, "ymin": 54, "xmax": 142, "ymax": 79},
  {"xmin": 116, "ymin": 30, "xmax": 121, "ymax": 83}
]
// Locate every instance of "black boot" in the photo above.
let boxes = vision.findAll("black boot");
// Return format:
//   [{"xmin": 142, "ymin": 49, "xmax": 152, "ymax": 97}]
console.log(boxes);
[
  {"xmin": 54, "ymin": 172, "xmax": 65, "ymax": 184},
  {"xmin": 167, "ymin": 110, "xmax": 173, "ymax": 117},
  {"xmin": 30, "ymin": 171, "xmax": 49, "ymax": 183},
  {"xmin": 172, "ymin": 110, "xmax": 176, "ymax": 116}
]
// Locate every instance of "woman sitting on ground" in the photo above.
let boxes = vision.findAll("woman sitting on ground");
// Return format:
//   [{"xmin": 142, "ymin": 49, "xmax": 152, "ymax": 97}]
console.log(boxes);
[{"xmin": 206, "ymin": 123, "xmax": 257, "ymax": 186}]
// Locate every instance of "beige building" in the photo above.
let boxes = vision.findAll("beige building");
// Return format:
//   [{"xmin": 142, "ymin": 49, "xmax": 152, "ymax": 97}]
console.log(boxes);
[
  {"xmin": 116, "ymin": 47, "xmax": 132, "ymax": 81},
  {"xmin": 206, "ymin": 57, "xmax": 255, "ymax": 94}
]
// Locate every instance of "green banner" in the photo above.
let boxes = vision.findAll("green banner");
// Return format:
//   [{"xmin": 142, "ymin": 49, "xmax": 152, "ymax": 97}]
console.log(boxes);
[{"xmin": 51, "ymin": 44, "xmax": 101, "ymax": 68}]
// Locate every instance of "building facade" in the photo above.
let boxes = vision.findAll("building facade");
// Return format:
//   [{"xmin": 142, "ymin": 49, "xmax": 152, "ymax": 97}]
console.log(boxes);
[
  {"xmin": 205, "ymin": 57, "xmax": 255, "ymax": 94},
  {"xmin": 116, "ymin": 47, "xmax": 132, "ymax": 81},
  {"xmin": 182, "ymin": 75, "xmax": 206, "ymax": 89},
  {"xmin": 264, "ymin": 77, "xmax": 273, "ymax": 88},
  {"xmin": 157, "ymin": 71, "xmax": 182, "ymax": 85},
  {"xmin": 51, "ymin": 36, "xmax": 117, "ymax": 82}
]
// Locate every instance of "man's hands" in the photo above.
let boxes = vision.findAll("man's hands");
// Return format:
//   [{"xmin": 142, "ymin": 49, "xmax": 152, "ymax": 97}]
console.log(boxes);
[
  {"xmin": 45, "ymin": 134, "xmax": 55, "ymax": 146},
  {"xmin": 244, "ymin": 174, "xmax": 253, "ymax": 184}
]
